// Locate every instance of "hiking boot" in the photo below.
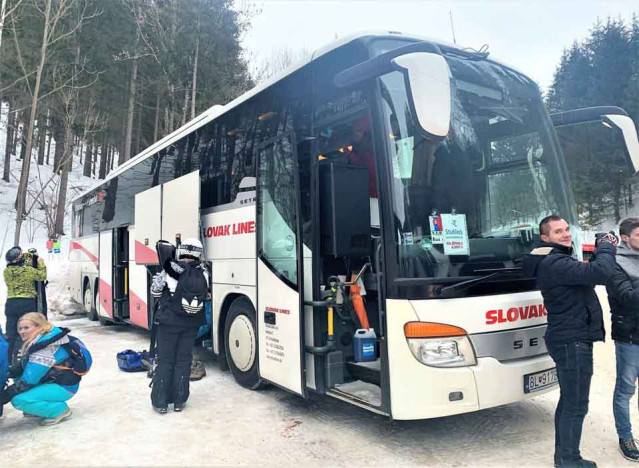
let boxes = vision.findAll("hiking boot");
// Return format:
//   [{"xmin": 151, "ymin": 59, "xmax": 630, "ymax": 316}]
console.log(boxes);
[
  {"xmin": 190, "ymin": 359, "xmax": 206, "ymax": 381},
  {"xmin": 173, "ymin": 403, "xmax": 184, "ymax": 412},
  {"xmin": 39, "ymin": 408, "xmax": 72, "ymax": 426},
  {"xmin": 620, "ymin": 438, "xmax": 639, "ymax": 462},
  {"xmin": 153, "ymin": 406, "xmax": 168, "ymax": 415}
]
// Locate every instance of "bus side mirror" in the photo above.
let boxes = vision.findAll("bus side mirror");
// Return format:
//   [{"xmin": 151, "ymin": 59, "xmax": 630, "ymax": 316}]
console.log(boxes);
[
  {"xmin": 334, "ymin": 42, "xmax": 451, "ymax": 139},
  {"xmin": 391, "ymin": 53, "xmax": 451, "ymax": 140},
  {"xmin": 550, "ymin": 106, "xmax": 639, "ymax": 175}
]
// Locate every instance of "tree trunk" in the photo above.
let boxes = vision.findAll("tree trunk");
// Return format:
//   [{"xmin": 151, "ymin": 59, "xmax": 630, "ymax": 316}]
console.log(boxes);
[
  {"xmin": 181, "ymin": 85, "xmax": 189, "ymax": 127},
  {"xmin": 83, "ymin": 137, "xmax": 92, "ymax": 177},
  {"xmin": 98, "ymin": 134, "xmax": 107, "ymax": 179},
  {"xmin": 3, "ymin": 102, "xmax": 13, "ymax": 182},
  {"xmin": 93, "ymin": 142, "xmax": 98, "ymax": 177},
  {"xmin": 136, "ymin": 96, "xmax": 143, "ymax": 155},
  {"xmin": 54, "ymin": 123, "xmax": 74, "ymax": 236},
  {"xmin": 37, "ymin": 112, "xmax": 46, "ymax": 165},
  {"xmin": 45, "ymin": 118, "xmax": 52, "ymax": 165},
  {"xmin": 168, "ymin": 83, "xmax": 175, "ymax": 132},
  {"xmin": 153, "ymin": 90, "xmax": 160, "ymax": 142},
  {"xmin": 123, "ymin": 58, "xmax": 138, "ymax": 163},
  {"xmin": 191, "ymin": 33, "xmax": 199, "ymax": 120},
  {"xmin": 18, "ymin": 114, "xmax": 26, "ymax": 162},
  {"xmin": 15, "ymin": 0, "xmax": 53, "ymax": 245},
  {"xmin": 52, "ymin": 117, "xmax": 65, "ymax": 173}
]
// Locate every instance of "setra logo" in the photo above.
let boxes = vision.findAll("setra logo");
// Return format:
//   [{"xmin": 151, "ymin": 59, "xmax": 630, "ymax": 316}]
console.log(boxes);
[{"xmin": 485, "ymin": 304, "xmax": 547, "ymax": 325}]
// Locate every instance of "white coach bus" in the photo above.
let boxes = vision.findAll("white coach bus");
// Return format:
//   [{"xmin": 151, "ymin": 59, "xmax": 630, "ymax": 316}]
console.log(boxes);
[{"xmin": 68, "ymin": 32, "xmax": 639, "ymax": 420}]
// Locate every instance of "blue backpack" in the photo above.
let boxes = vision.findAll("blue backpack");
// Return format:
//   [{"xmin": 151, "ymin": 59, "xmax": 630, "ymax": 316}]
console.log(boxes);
[{"xmin": 56, "ymin": 336, "xmax": 93, "ymax": 377}]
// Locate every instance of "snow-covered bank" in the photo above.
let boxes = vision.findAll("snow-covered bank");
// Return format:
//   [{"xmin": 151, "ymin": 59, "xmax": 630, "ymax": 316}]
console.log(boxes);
[{"xmin": 0, "ymin": 101, "xmax": 96, "ymax": 322}]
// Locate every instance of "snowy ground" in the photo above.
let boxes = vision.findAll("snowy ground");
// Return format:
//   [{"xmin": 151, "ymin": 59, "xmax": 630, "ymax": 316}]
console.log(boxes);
[{"xmin": 0, "ymin": 280, "xmax": 637, "ymax": 467}]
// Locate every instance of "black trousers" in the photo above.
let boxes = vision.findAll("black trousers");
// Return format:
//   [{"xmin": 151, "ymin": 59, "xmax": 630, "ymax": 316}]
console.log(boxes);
[
  {"xmin": 547, "ymin": 341, "xmax": 594, "ymax": 464},
  {"xmin": 4, "ymin": 298, "xmax": 37, "ymax": 360},
  {"xmin": 151, "ymin": 324, "xmax": 197, "ymax": 408}
]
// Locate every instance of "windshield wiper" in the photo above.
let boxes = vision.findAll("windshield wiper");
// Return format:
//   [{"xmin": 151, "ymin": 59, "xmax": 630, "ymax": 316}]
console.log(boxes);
[{"xmin": 434, "ymin": 267, "xmax": 523, "ymax": 298}]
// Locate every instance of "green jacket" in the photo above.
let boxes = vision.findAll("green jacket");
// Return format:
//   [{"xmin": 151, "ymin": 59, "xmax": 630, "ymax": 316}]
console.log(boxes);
[{"xmin": 4, "ymin": 260, "xmax": 47, "ymax": 299}]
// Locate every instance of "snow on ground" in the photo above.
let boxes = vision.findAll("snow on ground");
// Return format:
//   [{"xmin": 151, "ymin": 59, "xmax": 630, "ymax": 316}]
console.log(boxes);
[{"xmin": 0, "ymin": 291, "xmax": 636, "ymax": 467}]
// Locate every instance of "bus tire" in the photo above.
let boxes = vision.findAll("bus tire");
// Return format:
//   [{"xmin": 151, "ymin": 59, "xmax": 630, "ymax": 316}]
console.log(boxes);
[
  {"xmin": 224, "ymin": 297, "xmax": 263, "ymax": 390},
  {"xmin": 84, "ymin": 280, "xmax": 98, "ymax": 321}
]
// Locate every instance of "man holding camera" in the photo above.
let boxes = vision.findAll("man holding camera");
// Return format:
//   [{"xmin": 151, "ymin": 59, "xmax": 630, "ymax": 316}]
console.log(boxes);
[
  {"xmin": 3, "ymin": 246, "xmax": 47, "ymax": 359},
  {"xmin": 523, "ymin": 215, "xmax": 617, "ymax": 468}
]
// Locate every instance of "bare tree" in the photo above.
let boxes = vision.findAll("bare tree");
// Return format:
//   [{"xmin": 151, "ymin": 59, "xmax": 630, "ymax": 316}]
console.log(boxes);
[
  {"xmin": 53, "ymin": 84, "xmax": 78, "ymax": 236},
  {"xmin": 251, "ymin": 47, "xmax": 311, "ymax": 85},
  {"xmin": 13, "ymin": 0, "xmax": 97, "ymax": 245}
]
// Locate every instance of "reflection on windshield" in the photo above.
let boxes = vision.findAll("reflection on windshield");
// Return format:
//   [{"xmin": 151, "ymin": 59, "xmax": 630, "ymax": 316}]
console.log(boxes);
[{"xmin": 379, "ymin": 55, "xmax": 574, "ymax": 280}]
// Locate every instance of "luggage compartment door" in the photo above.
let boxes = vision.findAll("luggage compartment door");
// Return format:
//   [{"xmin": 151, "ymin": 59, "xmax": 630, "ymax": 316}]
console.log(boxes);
[
  {"xmin": 98, "ymin": 230, "xmax": 113, "ymax": 319},
  {"xmin": 256, "ymin": 134, "xmax": 305, "ymax": 396},
  {"xmin": 161, "ymin": 170, "xmax": 200, "ymax": 245},
  {"xmin": 134, "ymin": 184, "xmax": 162, "ymax": 265}
]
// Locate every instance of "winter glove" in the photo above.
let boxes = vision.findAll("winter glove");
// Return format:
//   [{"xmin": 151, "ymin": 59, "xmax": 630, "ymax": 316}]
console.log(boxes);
[
  {"xmin": 8, "ymin": 363, "xmax": 22, "ymax": 379},
  {"xmin": 150, "ymin": 272, "xmax": 167, "ymax": 298},
  {"xmin": 0, "ymin": 383, "xmax": 23, "ymax": 405},
  {"xmin": 164, "ymin": 259, "xmax": 184, "ymax": 280},
  {"xmin": 596, "ymin": 233, "xmax": 618, "ymax": 247}
]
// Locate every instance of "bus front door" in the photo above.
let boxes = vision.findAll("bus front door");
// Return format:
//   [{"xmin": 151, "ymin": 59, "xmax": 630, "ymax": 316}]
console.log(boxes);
[{"xmin": 256, "ymin": 133, "xmax": 306, "ymax": 396}]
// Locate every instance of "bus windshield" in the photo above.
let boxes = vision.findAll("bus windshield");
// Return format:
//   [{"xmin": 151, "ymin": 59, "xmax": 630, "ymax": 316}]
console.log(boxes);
[{"xmin": 376, "ymin": 49, "xmax": 576, "ymax": 281}]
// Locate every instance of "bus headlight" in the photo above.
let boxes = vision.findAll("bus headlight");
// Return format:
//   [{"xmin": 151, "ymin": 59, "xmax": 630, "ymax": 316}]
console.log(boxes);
[{"xmin": 404, "ymin": 322, "xmax": 477, "ymax": 368}]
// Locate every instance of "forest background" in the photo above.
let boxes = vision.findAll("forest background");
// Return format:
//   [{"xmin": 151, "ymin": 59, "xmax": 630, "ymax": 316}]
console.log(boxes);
[{"xmin": 0, "ymin": 0, "xmax": 637, "ymax": 244}]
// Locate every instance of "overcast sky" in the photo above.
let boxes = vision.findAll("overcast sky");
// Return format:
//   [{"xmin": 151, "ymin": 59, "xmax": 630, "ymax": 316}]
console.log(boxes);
[{"xmin": 241, "ymin": 0, "xmax": 636, "ymax": 90}]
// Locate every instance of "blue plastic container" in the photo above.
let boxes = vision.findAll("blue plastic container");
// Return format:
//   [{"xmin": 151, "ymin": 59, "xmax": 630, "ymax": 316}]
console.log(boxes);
[{"xmin": 353, "ymin": 328, "xmax": 377, "ymax": 362}]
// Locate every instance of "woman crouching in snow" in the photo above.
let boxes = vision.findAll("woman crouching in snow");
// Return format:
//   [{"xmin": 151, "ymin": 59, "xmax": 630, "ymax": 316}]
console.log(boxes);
[{"xmin": 0, "ymin": 313, "xmax": 81, "ymax": 426}]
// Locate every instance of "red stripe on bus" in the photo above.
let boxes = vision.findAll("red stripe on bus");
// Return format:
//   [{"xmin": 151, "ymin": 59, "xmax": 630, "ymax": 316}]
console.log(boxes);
[
  {"xmin": 70, "ymin": 241, "xmax": 98, "ymax": 267},
  {"xmin": 135, "ymin": 240, "xmax": 158, "ymax": 265},
  {"xmin": 98, "ymin": 279, "xmax": 113, "ymax": 318},
  {"xmin": 129, "ymin": 288, "xmax": 149, "ymax": 329}
]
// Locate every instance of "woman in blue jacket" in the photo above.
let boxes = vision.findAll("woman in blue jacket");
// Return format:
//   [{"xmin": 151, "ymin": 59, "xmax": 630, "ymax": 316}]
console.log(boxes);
[{"xmin": 0, "ymin": 313, "xmax": 78, "ymax": 426}]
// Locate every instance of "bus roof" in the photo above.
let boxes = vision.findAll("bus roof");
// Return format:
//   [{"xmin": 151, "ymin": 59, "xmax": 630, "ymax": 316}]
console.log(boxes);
[{"xmin": 72, "ymin": 30, "xmax": 525, "ymax": 203}]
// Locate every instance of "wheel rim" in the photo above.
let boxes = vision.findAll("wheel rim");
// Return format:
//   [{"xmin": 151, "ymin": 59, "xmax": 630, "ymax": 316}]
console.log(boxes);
[
  {"xmin": 84, "ymin": 287, "xmax": 92, "ymax": 313},
  {"xmin": 228, "ymin": 314, "xmax": 256, "ymax": 372}
]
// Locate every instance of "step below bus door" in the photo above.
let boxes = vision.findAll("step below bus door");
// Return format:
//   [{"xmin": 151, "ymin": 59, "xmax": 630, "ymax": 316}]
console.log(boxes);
[{"xmin": 256, "ymin": 134, "xmax": 306, "ymax": 396}]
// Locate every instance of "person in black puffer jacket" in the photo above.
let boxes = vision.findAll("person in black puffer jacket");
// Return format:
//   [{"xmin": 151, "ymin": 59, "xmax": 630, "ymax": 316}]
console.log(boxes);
[
  {"xmin": 149, "ymin": 238, "xmax": 209, "ymax": 414},
  {"xmin": 605, "ymin": 217, "xmax": 639, "ymax": 462},
  {"xmin": 522, "ymin": 215, "xmax": 617, "ymax": 468}
]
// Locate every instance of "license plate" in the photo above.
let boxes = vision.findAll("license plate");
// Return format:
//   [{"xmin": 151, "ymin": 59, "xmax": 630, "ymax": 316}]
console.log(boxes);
[{"xmin": 524, "ymin": 368, "xmax": 558, "ymax": 393}]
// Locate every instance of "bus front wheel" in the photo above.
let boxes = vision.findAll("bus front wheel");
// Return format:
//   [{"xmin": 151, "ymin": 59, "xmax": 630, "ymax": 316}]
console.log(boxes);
[
  {"xmin": 83, "ymin": 281, "xmax": 98, "ymax": 321},
  {"xmin": 224, "ymin": 297, "xmax": 263, "ymax": 390}
]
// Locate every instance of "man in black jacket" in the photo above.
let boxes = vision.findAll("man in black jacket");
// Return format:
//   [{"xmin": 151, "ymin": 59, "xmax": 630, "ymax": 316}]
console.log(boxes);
[
  {"xmin": 606, "ymin": 217, "xmax": 639, "ymax": 462},
  {"xmin": 523, "ymin": 215, "xmax": 618, "ymax": 468}
]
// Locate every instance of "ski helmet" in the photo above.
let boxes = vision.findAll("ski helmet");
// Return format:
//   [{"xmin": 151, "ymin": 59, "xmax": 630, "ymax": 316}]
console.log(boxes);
[
  {"xmin": 177, "ymin": 238, "xmax": 203, "ymax": 260},
  {"xmin": 6, "ymin": 246, "xmax": 22, "ymax": 265}
]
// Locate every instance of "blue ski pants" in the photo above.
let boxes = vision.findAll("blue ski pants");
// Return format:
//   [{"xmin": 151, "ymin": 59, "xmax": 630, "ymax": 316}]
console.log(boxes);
[{"xmin": 12, "ymin": 383, "xmax": 76, "ymax": 418}]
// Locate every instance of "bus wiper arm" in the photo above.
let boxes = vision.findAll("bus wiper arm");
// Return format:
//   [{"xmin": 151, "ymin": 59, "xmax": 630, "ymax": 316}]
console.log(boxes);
[{"xmin": 435, "ymin": 267, "xmax": 523, "ymax": 298}]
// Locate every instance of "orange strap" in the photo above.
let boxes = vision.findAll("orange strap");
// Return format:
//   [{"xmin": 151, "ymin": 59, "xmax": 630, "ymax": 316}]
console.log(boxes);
[
  {"xmin": 350, "ymin": 273, "xmax": 370, "ymax": 330},
  {"xmin": 53, "ymin": 364, "xmax": 88, "ymax": 376}
]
